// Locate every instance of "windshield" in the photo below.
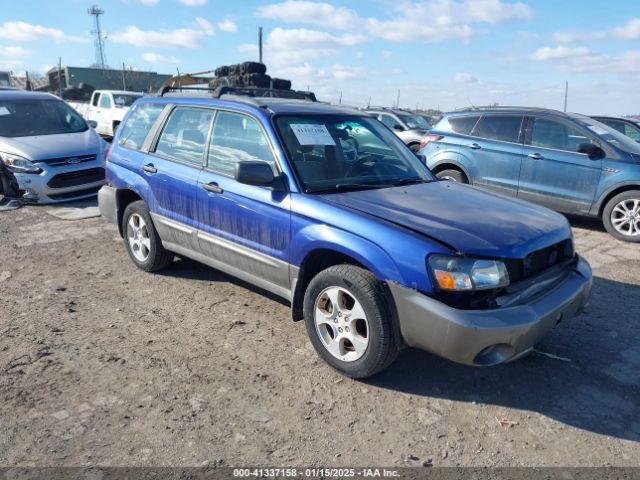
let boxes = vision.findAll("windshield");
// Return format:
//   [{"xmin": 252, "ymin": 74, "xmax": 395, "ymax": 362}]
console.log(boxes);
[
  {"xmin": 113, "ymin": 94, "xmax": 142, "ymax": 107},
  {"xmin": 579, "ymin": 118, "xmax": 640, "ymax": 153},
  {"xmin": 0, "ymin": 98, "xmax": 87, "ymax": 137},
  {"xmin": 275, "ymin": 114, "xmax": 434, "ymax": 193},
  {"xmin": 397, "ymin": 113, "xmax": 431, "ymax": 130}
]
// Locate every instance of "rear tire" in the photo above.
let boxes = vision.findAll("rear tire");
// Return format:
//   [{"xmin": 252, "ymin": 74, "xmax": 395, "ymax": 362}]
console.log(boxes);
[
  {"xmin": 303, "ymin": 265, "xmax": 399, "ymax": 379},
  {"xmin": 121, "ymin": 201, "xmax": 174, "ymax": 271},
  {"xmin": 602, "ymin": 190, "xmax": 640, "ymax": 242},
  {"xmin": 435, "ymin": 168, "xmax": 468, "ymax": 183}
]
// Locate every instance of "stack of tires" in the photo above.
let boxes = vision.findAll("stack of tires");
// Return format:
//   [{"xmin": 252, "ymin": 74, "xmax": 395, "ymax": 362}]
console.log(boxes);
[
  {"xmin": 61, "ymin": 82, "xmax": 95, "ymax": 101},
  {"xmin": 209, "ymin": 62, "xmax": 292, "ymax": 91}
]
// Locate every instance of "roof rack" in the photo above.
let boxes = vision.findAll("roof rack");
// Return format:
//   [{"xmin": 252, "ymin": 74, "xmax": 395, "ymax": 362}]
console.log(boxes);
[
  {"xmin": 157, "ymin": 85, "xmax": 317, "ymax": 102},
  {"xmin": 452, "ymin": 105, "xmax": 570, "ymax": 117}
]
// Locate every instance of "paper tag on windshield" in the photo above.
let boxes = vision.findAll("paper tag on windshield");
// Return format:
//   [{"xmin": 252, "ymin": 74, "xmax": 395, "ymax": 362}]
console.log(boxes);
[
  {"xmin": 290, "ymin": 124, "xmax": 336, "ymax": 146},
  {"xmin": 0, "ymin": 106, "xmax": 10, "ymax": 116}
]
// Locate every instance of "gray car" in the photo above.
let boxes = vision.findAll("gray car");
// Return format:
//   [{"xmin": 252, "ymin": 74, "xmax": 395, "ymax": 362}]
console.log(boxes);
[
  {"xmin": 0, "ymin": 90, "xmax": 107, "ymax": 204},
  {"xmin": 364, "ymin": 108, "xmax": 431, "ymax": 153},
  {"xmin": 422, "ymin": 106, "xmax": 640, "ymax": 242}
]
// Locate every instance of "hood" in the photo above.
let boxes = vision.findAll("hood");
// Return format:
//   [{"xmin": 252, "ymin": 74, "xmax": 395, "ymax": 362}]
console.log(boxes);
[
  {"xmin": 318, "ymin": 181, "xmax": 571, "ymax": 259},
  {"xmin": 0, "ymin": 128, "xmax": 105, "ymax": 161}
]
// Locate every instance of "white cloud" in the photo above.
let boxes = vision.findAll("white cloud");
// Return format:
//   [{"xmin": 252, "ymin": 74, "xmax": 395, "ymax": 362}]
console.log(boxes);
[
  {"xmin": 257, "ymin": 0, "xmax": 533, "ymax": 43},
  {"xmin": 137, "ymin": 0, "xmax": 160, "ymax": 5},
  {"xmin": 217, "ymin": 19, "xmax": 238, "ymax": 33},
  {"xmin": 141, "ymin": 52, "xmax": 180, "ymax": 64},
  {"xmin": 0, "ymin": 45, "xmax": 31, "ymax": 69},
  {"xmin": 264, "ymin": 27, "xmax": 367, "ymax": 64},
  {"xmin": 613, "ymin": 18, "xmax": 640, "ymax": 40},
  {"xmin": 178, "ymin": 0, "xmax": 208, "ymax": 5},
  {"xmin": 454, "ymin": 72, "xmax": 478, "ymax": 83},
  {"xmin": 0, "ymin": 21, "xmax": 63, "ymax": 42},
  {"xmin": 381, "ymin": 50, "xmax": 393, "ymax": 58},
  {"xmin": 531, "ymin": 45, "xmax": 591, "ymax": 61},
  {"xmin": 256, "ymin": 1, "xmax": 360, "ymax": 30},
  {"xmin": 552, "ymin": 31, "xmax": 606, "ymax": 43},
  {"xmin": 111, "ymin": 19, "xmax": 213, "ymax": 48},
  {"xmin": 195, "ymin": 17, "xmax": 214, "ymax": 35}
]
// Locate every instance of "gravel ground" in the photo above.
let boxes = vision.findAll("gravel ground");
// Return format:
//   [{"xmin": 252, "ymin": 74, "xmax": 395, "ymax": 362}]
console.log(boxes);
[{"xmin": 0, "ymin": 203, "xmax": 639, "ymax": 468}]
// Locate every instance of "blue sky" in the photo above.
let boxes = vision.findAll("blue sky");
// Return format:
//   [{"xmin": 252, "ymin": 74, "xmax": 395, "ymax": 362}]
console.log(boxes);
[{"xmin": 1, "ymin": 0, "xmax": 639, "ymax": 113}]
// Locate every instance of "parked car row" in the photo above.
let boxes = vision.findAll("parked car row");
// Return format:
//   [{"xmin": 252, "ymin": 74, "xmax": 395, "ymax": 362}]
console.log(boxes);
[
  {"xmin": 68, "ymin": 89, "xmax": 144, "ymax": 138},
  {"xmin": 420, "ymin": 107, "xmax": 640, "ymax": 242},
  {"xmin": 96, "ymin": 88, "xmax": 592, "ymax": 378}
]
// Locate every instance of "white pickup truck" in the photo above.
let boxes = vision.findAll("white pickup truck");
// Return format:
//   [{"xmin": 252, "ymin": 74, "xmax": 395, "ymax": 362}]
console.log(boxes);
[{"xmin": 68, "ymin": 90, "xmax": 144, "ymax": 137}]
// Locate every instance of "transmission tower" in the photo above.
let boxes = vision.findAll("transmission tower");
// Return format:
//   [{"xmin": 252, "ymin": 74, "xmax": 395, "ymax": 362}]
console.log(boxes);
[{"xmin": 88, "ymin": 5, "xmax": 107, "ymax": 69}]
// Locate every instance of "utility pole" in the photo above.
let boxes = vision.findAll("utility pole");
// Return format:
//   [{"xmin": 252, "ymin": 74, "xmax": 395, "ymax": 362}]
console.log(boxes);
[
  {"xmin": 338, "ymin": 91, "xmax": 342, "ymax": 104},
  {"xmin": 121, "ymin": 62, "xmax": 127, "ymax": 90},
  {"xmin": 58, "ymin": 57, "xmax": 63, "ymax": 97},
  {"xmin": 563, "ymin": 81, "xmax": 568, "ymax": 112},
  {"xmin": 88, "ymin": 5, "xmax": 107, "ymax": 69},
  {"xmin": 395, "ymin": 89, "xmax": 400, "ymax": 109},
  {"xmin": 176, "ymin": 67, "xmax": 181, "ymax": 90},
  {"xmin": 258, "ymin": 27, "xmax": 263, "ymax": 64},
  {"xmin": 367, "ymin": 96, "xmax": 371, "ymax": 108},
  {"xmin": 25, "ymin": 71, "xmax": 31, "ymax": 91}
]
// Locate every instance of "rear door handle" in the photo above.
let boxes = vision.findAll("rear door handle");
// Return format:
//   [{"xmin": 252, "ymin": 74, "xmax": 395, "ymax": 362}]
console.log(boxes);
[
  {"xmin": 528, "ymin": 153, "xmax": 545, "ymax": 160},
  {"xmin": 142, "ymin": 164, "xmax": 157, "ymax": 174},
  {"xmin": 468, "ymin": 143, "xmax": 481, "ymax": 150},
  {"xmin": 202, "ymin": 182, "xmax": 223, "ymax": 194}
]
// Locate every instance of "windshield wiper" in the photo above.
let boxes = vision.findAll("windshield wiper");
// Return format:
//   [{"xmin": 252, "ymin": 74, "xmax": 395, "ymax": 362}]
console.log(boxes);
[
  {"xmin": 306, "ymin": 183, "xmax": 384, "ymax": 193},
  {"xmin": 390, "ymin": 177, "xmax": 429, "ymax": 187}
]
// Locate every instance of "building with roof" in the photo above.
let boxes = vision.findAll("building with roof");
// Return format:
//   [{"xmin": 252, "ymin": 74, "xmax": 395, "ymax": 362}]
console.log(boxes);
[{"xmin": 47, "ymin": 66, "xmax": 172, "ymax": 93}]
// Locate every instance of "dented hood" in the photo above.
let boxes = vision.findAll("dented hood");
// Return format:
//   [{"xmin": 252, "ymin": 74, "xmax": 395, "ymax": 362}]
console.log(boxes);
[{"xmin": 318, "ymin": 181, "xmax": 571, "ymax": 259}]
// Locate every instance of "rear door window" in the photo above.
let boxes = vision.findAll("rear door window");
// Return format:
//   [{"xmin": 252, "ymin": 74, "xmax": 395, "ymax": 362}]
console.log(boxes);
[
  {"xmin": 118, "ymin": 102, "xmax": 165, "ymax": 151},
  {"xmin": 473, "ymin": 115, "xmax": 523, "ymax": 143},
  {"xmin": 207, "ymin": 111, "xmax": 275, "ymax": 176},
  {"xmin": 448, "ymin": 115, "xmax": 479, "ymax": 135},
  {"xmin": 529, "ymin": 117, "xmax": 591, "ymax": 152},
  {"xmin": 379, "ymin": 114, "xmax": 398, "ymax": 129},
  {"xmin": 155, "ymin": 107, "xmax": 214, "ymax": 165}
]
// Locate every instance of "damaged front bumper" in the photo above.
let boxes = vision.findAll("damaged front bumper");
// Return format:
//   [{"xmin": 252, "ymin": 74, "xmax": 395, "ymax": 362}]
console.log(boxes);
[{"xmin": 389, "ymin": 256, "xmax": 592, "ymax": 366}]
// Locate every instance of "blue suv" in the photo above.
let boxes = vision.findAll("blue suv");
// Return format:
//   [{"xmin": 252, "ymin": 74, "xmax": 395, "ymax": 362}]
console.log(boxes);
[
  {"xmin": 422, "ymin": 107, "xmax": 640, "ymax": 242},
  {"xmin": 99, "ymin": 90, "xmax": 592, "ymax": 378}
]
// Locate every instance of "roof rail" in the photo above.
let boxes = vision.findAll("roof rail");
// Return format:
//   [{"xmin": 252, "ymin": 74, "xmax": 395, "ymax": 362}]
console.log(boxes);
[
  {"xmin": 452, "ymin": 105, "xmax": 570, "ymax": 117},
  {"xmin": 157, "ymin": 85, "xmax": 317, "ymax": 102}
]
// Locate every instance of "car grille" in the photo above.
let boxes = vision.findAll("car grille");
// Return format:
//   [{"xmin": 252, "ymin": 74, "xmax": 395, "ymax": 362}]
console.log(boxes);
[
  {"xmin": 47, "ymin": 168, "xmax": 105, "ymax": 189},
  {"xmin": 505, "ymin": 238, "xmax": 575, "ymax": 283},
  {"xmin": 47, "ymin": 185, "xmax": 102, "ymax": 200},
  {"xmin": 38, "ymin": 154, "xmax": 98, "ymax": 167}
]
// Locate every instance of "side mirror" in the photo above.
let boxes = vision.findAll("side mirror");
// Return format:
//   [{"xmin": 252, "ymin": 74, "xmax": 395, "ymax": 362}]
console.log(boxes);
[
  {"xmin": 393, "ymin": 124, "xmax": 405, "ymax": 132},
  {"xmin": 234, "ymin": 161, "xmax": 275, "ymax": 186},
  {"xmin": 577, "ymin": 142, "xmax": 602, "ymax": 158},
  {"xmin": 87, "ymin": 120, "xmax": 98, "ymax": 128}
]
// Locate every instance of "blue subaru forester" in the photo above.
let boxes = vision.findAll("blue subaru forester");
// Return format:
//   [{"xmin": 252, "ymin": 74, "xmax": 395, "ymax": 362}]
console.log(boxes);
[{"xmin": 98, "ymin": 88, "xmax": 592, "ymax": 378}]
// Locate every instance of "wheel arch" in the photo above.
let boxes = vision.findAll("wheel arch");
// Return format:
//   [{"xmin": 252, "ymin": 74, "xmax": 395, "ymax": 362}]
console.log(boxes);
[
  {"xmin": 595, "ymin": 183, "xmax": 640, "ymax": 218},
  {"xmin": 430, "ymin": 161, "xmax": 471, "ymax": 182},
  {"xmin": 116, "ymin": 188, "xmax": 144, "ymax": 236}
]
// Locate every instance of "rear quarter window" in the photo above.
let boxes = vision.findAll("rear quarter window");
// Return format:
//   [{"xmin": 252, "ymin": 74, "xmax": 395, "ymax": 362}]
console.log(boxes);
[{"xmin": 118, "ymin": 102, "xmax": 165, "ymax": 151}]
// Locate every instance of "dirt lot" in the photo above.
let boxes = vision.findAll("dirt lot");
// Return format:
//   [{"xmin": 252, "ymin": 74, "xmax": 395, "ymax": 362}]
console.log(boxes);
[{"xmin": 0, "ymin": 203, "xmax": 639, "ymax": 468}]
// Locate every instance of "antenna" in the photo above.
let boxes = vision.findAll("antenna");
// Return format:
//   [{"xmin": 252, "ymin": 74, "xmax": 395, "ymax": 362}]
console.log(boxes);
[{"xmin": 88, "ymin": 5, "xmax": 107, "ymax": 69}]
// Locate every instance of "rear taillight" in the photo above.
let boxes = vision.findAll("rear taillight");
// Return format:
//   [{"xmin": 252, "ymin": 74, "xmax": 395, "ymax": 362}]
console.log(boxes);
[
  {"xmin": 420, "ymin": 134, "xmax": 443, "ymax": 149},
  {"xmin": 105, "ymin": 144, "xmax": 112, "ymax": 163}
]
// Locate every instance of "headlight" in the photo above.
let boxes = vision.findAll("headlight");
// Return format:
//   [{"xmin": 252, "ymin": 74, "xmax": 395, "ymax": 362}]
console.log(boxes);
[
  {"xmin": 0, "ymin": 152, "xmax": 41, "ymax": 174},
  {"xmin": 428, "ymin": 254, "xmax": 509, "ymax": 291}
]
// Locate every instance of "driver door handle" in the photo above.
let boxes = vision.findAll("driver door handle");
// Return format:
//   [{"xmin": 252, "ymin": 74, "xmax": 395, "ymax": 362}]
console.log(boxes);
[
  {"xmin": 142, "ymin": 164, "xmax": 157, "ymax": 174},
  {"xmin": 202, "ymin": 182, "xmax": 223, "ymax": 194},
  {"xmin": 528, "ymin": 153, "xmax": 545, "ymax": 160},
  {"xmin": 468, "ymin": 143, "xmax": 481, "ymax": 150}
]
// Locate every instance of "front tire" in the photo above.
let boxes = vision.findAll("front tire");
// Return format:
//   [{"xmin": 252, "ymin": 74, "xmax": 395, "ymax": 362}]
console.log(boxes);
[
  {"xmin": 122, "ymin": 201, "xmax": 174, "ymax": 271},
  {"xmin": 303, "ymin": 265, "xmax": 399, "ymax": 378},
  {"xmin": 602, "ymin": 190, "xmax": 640, "ymax": 242},
  {"xmin": 435, "ymin": 168, "xmax": 468, "ymax": 183}
]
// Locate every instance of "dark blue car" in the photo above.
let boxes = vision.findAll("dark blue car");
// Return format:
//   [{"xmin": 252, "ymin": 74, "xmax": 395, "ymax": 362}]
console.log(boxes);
[
  {"xmin": 422, "ymin": 107, "xmax": 640, "ymax": 242},
  {"xmin": 99, "ymin": 91, "xmax": 592, "ymax": 378}
]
